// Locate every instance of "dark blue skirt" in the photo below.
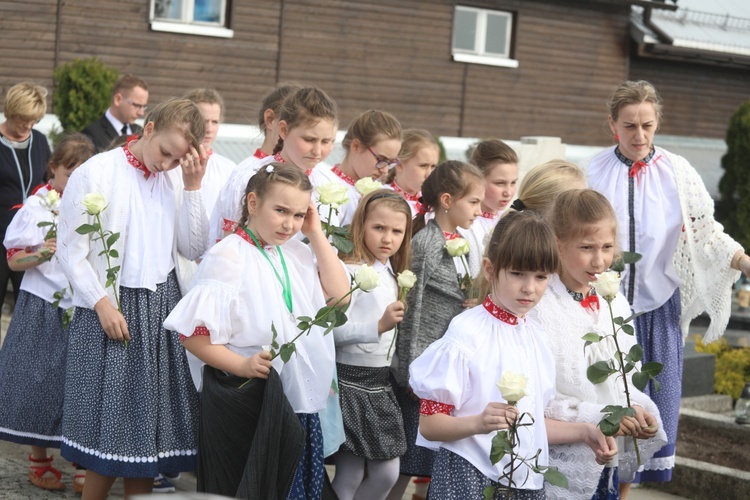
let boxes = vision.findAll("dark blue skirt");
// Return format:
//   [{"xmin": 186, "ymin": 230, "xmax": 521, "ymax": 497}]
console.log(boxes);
[
  {"xmin": 0, "ymin": 291, "xmax": 69, "ymax": 448},
  {"xmin": 60, "ymin": 273, "xmax": 199, "ymax": 477}
]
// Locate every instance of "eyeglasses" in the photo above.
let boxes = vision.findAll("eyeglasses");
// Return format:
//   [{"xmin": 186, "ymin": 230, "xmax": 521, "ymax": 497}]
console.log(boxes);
[
  {"xmin": 367, "ymin": 147, "xmax": 400, "ymax": 171},
  {"xmin": 124, "ymin": 98, "xmax": 148, "ymax": 111}
]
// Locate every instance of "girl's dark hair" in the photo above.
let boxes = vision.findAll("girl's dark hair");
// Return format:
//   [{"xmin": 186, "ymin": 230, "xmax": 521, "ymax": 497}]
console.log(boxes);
[
  {"xmin": 470, "ymin": 139, "xmax": 518, "ymax": 173},
  {"xmin": 49, "ymin": 132, "xmax": 95, "ymax": 176},
  {"xmin": 412, "ymin": 160, "xmax": 483, "ymax": 236},
  {"xmin": 273, "ymin": 86, "xmax": 339, "ymax": 154},
  {"xmin": 476, "ymin": 210, "xmax": 559, "ymax": 299},
  {"xmin": 258, "ymin": 82, "xmax": 303, "ymax": 132},
  {"xmin": 237, "ymin": 162, "xmax": 313, "ymax": 228},
  {"xmin": 344, "ymin": 189, "xmax": 412, "ymax": 274}
]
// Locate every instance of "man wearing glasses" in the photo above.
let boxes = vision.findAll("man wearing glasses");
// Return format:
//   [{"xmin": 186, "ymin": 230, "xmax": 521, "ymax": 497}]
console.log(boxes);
[{"xmin": 82, "ymin": 74, "xmax": 149, "ymax": 152}]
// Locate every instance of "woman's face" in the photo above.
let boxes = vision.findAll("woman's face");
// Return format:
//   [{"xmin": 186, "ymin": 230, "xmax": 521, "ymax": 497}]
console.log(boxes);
[
  {"xmin": 609, "ymin": 102, "xmax": 658, "ymax": 163},
  {"xmin": 2, "ymin": 116, "xmax": 37, "ymax": 141}
]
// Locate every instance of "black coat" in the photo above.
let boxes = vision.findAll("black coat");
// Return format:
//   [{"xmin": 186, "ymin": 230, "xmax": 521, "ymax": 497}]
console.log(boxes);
[{"xmin": 82, "ymin": 114, "xmax": 142, "ymax": 153}]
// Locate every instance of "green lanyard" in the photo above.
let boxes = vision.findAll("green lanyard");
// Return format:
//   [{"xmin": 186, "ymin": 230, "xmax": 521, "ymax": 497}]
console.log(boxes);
[{"xmin": 243, "ymin": 227, "xmax": 293, "ymax": 315}]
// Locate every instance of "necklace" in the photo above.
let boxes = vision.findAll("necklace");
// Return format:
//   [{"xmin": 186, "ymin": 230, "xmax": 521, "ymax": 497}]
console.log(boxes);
[{"xmin": 243, "ymin": 227, "xmax": 293, "ymax": 316}]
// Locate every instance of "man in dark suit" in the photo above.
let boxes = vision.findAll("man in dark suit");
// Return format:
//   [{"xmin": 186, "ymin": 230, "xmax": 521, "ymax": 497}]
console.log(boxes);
[{"xmin": 82, "ymin": 74, "xmax": 149, "ymax": 152}]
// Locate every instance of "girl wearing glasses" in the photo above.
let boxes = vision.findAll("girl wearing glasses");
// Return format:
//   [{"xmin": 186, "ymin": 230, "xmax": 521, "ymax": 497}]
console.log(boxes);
[{"xmin": 309, "ymin": 110, "xmax": 402, "ymax": 226}]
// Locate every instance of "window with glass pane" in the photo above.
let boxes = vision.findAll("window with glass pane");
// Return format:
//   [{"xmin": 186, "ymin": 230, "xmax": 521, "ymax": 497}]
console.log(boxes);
[
  {"xmin": 453, "ymin": 8, "xmax": 478, "ymax": 52},
  {"xmin": 485, "ymin": 12, "xmax": 511, "ymax": 57},
  {"xmin": 153, "ymin": 0, "xmax": 225, "ymax": 25}
]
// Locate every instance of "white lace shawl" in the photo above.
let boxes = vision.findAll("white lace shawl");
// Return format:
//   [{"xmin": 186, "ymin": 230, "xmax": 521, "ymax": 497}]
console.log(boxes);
[
  {"xmin": 666, "ymin": 150, "xmax": 742, "ymax": 342},
  {"xmin": 535, "ymin": 276, "xmax": 667, "ymax": 499}
]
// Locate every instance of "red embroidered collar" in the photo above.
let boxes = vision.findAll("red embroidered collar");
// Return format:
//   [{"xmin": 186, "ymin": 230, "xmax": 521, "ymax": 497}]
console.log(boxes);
[
  {"xmin": 273, "ymin": 152, "xmax": 285, "ymax": 163},
  {"xmin": 390, "ymin": 182, "xmax": 419, "ymax": 202},
  {"xmin": 443, "ymin": 231, "xmax": 460, "ymax": 241},
  {"xmin": 332, "ymin": 165, "xmax": 356, "ymax": 186},
  {"xmin": 123, "ymin": 139, "xmax": 153, "ymax": 179},
  {"xmin": 235, "ymin": 226, "xmax": 268, "ymax": 248},
  {"xmin": 482, "ymin": 295, "xmax": 519, "ymax": 325},
  {"xmin": 481, "ymin": 210, "xmax": 498, "ymax": 220},
  {"xmin": 254, "ymin": 148, "xmax": 269, "ymax": 159}
]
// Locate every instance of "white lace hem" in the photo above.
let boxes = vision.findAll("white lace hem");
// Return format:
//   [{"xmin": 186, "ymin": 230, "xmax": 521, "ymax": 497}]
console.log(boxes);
[{"xmin": 640, "ymin": 454, "xmax": 675, "ymax": 472}]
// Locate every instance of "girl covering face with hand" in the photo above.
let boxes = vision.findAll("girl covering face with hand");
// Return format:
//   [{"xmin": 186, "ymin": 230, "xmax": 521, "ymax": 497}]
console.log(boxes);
[
  {"xmin": 164, "ymin": 163, "xmax": 350, "ymax": 499},
  {"xmin": 331, "ymin": 189, "xmax": 413, "ymax": 500}
]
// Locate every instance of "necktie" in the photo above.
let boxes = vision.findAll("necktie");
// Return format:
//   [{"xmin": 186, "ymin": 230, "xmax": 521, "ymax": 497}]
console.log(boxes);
[{"xmin": 120, "ymin": 124, "xmax": 128, "ymax": 136}]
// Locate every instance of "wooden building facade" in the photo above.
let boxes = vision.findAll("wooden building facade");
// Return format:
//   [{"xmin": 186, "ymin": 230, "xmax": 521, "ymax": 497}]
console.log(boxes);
[{"xmin": 1, "ymin": 0, "xmax": 747, "ymax": 146}]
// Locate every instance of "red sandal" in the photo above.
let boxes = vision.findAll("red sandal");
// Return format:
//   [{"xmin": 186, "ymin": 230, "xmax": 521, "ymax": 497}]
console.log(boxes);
[
  {"xmin": 73, "ymin": 471, "xmax": 86, "ymax": 494},
  {"xmin": 28, "ymin": 454, "xmax": 66, "ymax": 491}
]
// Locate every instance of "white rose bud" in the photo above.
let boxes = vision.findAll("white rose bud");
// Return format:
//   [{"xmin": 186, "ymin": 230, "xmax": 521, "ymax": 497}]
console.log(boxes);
[
  {"xmin": 316, "ymin": 182, "xmax": 350, "ymax": 209},
  {"xmin": 81, "ymin": 193, "xmax": 107, "ymax": 216},
  {"xmin": 445, "ymin": 237, "xmax": 470, "ymax": 257},
  {"xmin": 397, "ymin": 270, "xmax": 417, "ymax": 290},
  {"xmin": 44, "ymin": 190, "xmax": 60, "ymax": 209},
  {"xmin": 590, "ymin": 270, "xmax": 622, "ymax": 301},
  {"xmin": 496, "ymin": 372, "xmax": 528, "ymax": 405},
  {"xmin": 355, "ymin": 177, "xmax": 382, "ymax": 197},
  {"xmin": 354, "ymin": 265, "xmax": 380, "ymax": 292}
]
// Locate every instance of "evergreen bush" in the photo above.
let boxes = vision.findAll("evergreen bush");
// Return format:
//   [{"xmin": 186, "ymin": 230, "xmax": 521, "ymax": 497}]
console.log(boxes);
[
  {"xmin": 717, "ymin": 100, "xmax": 750, "ymax": 249},
  {"xmin": 53, "ymin": 57, "xmax": 119, "ymax": 133}
]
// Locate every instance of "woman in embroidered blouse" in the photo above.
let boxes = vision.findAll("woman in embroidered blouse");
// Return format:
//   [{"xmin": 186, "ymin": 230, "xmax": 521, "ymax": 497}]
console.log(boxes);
[
  {"xmin": 164, "ymin": 163, "xmax": 350, "ymax": 499},
  {"xmin": 382, "ymin": 129, "xmax": 439, "ymax": 217},
  {"xmin": 409, "ymin": 210, "xmax": 616, "ymax": 499},
  {"xmin": 0, "ymin": 82, "xmax": 51, "ymax": 324},
  {"xmin": 57, "ymin": 98, "xmax": 209, "ymax": 498},
  {"xmin": 309, "ymin": 110, "xmax": 402, "ymax": 227},
  {"xmin": 586, "ymin": 80, "xmax": 750, "ymax": 489},
  {"xmin": 534, "ymin": 189, "xmax": 666, "ymax": 500}
]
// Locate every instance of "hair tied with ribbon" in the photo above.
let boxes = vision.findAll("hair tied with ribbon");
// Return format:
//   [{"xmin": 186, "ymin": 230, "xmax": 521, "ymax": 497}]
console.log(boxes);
[
  {"xmin": 415, "ymin": 196, "xmax": 429, "ymax": 215},
  {"xmin": 510, "ymin": 198, "xmax": 526, "ymax": 212}
]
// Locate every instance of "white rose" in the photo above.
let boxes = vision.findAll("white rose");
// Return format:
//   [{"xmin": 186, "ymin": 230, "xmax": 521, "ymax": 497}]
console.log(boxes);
[
  {"xmin": 316, "ymin": 182, "xmax": 350, "ymax": 209},
  {"xmin": 445, "ymin": 237, "xmax": 470, "ymax": 257},
  {"xmin": 355, "ymin": 177, "xmax": 382, "ymax": 197},
  {"xmin": 81, "ymin": 193, "xmax": 107, "ymax": 216},
  {"xmin": 354, "ymin": 265, "xmax": 380, "ymax": 292},
  {"xmin": 590, "ymin": 270, "xmax": 622, "ymax": 301},
  {"xmin": 40, "ymin": 190, "xmax": 60, "ymax": 212},
  {"xmin": 397, "ymin": 270, "xmax": 417, "ymax": 290},
  {"xmin": 496, "ymin": 372, "xmax": 528, "ymax": 405}
]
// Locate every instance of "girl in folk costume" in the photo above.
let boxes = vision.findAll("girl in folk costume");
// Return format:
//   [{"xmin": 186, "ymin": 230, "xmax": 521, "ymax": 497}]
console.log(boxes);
[
  {"xmin": 0, "ymin": 133, "xmax": 94, "ymax": 493},
  {"xmin": 330, "ymin": 190, "xmax": 412, "ymax": 500},
  {"xmin": 57, "ymin": 98, "xmax": 209, "ymax": 498},
  {"xmin": 533, "ymin": 189, "xmax": 666, "ymax": 499},
  {"xmin": 388, "ymin": 160, "xmax": 484, "ymax": 500},
  {"xmin": 459, "ymin": 139, "xmax": 518, "ymax": 278},
  {"xmin": 586, "ymin": 80, "xmax": 750, "ymax": 492},
  {"xmin": 164, "ymin": 163, "xmax": 350, "ymax": 499},
  {"xmin": 409, "ymin": 210, "xmax": 617, "ymax": 499},
  {"xmin": 382, "ymin": 129, "xmax": 439, "ymax": 217},
  {"xmin": 511, "ymin": 159, "xmax": 587, "ymax": 216},
  {"xmin": 310, "ymin": 110, "xmax": 402, "ymax": 226},
  {"xmin": 254, "ymin": 82, "xmax": 303, "ymax": 160},
  {"xmin": 209, "ymin": 86, "xmax": 338, "ymax": 243}
]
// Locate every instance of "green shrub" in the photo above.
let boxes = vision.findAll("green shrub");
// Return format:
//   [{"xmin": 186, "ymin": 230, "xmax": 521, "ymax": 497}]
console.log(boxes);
[
  {"xmin": 694, "ymin": 335, "xmax": 750, "ymax": 400},
  {"xmin": 53, "ymin": 57, "xmax": 119, "ymax": 133},
  {"xmin": 717, "ymin": 100, "xmax": 750, "ymax": 249}
]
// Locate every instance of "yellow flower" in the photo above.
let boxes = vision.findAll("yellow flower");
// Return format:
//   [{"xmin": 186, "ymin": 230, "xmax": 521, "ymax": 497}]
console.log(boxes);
[
  {"xmin": 316, "ymin": 182, "xmax": 349, "ymax": 209},
  {"xmin": 81, "ymin": 193, "xmax": 107, "ymax": 216},
  {"xmin": 496, "ymin": 372, "xmax": 528, "ymax": 405},
  {"xmin": 445, "ymin": 237, "xmax": 470, "ymax": 257},
  {"xmin": 355, "ymin": 177, "xmax": 382, "ymax": 197}
]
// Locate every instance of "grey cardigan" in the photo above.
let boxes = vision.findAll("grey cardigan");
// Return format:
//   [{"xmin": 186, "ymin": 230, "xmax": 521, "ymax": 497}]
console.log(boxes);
[{"xmin": 394, "ymin": 220, "xmax": 466, "ymax": 387}]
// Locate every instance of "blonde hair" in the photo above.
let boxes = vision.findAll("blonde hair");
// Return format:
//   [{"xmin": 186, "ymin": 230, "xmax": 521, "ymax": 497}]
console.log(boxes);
[
  {"xmin": 412, "ymin": 160, "xmax": 484, "ymax": 235},
  {"xmin": 475, "ymin": 210, "xmax": 559, "ymax": 300},
  {"xmin": 607, "ymin": 80, "xmax": 663, "ymax": 124},
  {"xmin": 3, "ymin": 82, "xmax": 47, "ymax": 122},
  {"xmin": 344, "ymin": 189, "xmax": 412, "ymax": 274},
  {"xmin": 341, "ymin": 110, "xmax": 402, "ymax": 152},
  {"xmin": 183, "ymin": 88, "xmax": 225, "ymax": 117},
  {"xmin": 145, "ymin": 98, "xmax": 206, "ymax": 150},
  {"xmin": 514, "ymin": 160, "xmax": 585, "ymax": 217},
  {"xmin": 385, "ymin": 129, "xmax": 438, "ymax": 184},
  {"xmin": 549, "ymin": 188, "xmax": 619, "ymax": 247},
  {"xmin": 273, "ymin": 86, "xmax": 339, "ymax": 154},
  {"xmin": 470, "ymin": 139, "xmax": 518, "ymax": 174}
]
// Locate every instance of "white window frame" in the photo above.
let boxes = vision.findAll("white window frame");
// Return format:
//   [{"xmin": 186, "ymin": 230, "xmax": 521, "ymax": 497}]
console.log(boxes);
[
  {"xmin": 149, "ymin": 0, "xmax": 234, "ymax": 39},
  {"xmin": 452, "ymin": 6, "xmax": 518, "ymax": 69}
]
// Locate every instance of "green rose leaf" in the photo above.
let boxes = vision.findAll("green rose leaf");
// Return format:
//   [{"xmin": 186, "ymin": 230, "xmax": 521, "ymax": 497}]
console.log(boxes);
[
  {"xmin": 489, "ymin": 430, "xmax": 512, "ymax": 465},
  {"xmin": 542, "ymin": 466, "xmax": 569, "ymax": 488},
  {"xmin": 626, "ymin": 344, "xmax": 643, "ymax": 363},
  {"xmin": 279, "ymin": 343, "xmax": 296, "ymax": 363},
  {"xmin": 587, "ymin": 361, "xmax": 615, "ymax": 384}
]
